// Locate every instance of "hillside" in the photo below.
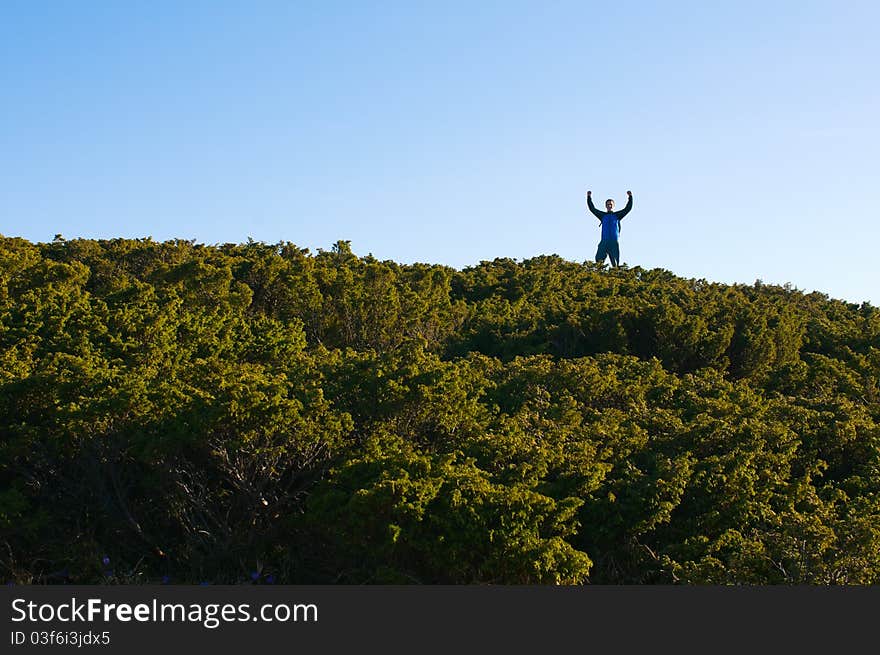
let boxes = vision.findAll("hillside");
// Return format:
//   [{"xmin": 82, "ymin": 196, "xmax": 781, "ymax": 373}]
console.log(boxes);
[{"xmin": 2, "ymin": 235, "xmax": 879, "ymax": 584}]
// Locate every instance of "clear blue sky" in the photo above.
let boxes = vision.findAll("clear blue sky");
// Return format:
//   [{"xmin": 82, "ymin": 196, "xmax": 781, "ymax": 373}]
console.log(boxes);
[{"xmin": 2, "ymin": 1, "xmax": 878, "ymax": 304}]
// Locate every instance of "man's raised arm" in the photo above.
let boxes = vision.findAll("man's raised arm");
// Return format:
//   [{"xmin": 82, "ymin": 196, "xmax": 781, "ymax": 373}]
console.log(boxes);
[
  {"xmin": 617, "ymin": 190, "xmax": 633, "ymax": 219},
  {"xmin": 586, "ymin": 191, "xmax": 603, "ymax": 220}
]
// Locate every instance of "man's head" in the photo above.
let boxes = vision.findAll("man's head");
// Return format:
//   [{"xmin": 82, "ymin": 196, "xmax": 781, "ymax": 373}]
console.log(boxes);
[{"xmin": 605, "ymin": 199, "xmax": 614, "ymax": 211}]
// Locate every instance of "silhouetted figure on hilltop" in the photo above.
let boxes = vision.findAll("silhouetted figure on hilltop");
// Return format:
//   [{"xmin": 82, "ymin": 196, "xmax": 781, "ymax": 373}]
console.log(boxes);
[{"xmin": 586, "ymin": 190, "xmax": 633, "ymax": 268}]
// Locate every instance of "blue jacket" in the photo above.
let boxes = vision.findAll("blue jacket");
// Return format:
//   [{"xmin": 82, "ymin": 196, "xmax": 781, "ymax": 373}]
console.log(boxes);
[{"xmin": 587, "ymin": 195, "xmax": 633, "ymax": 242}]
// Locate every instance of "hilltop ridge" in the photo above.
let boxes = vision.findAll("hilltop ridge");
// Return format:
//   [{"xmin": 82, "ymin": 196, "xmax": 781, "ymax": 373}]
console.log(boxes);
[{"xmin": 2, "ymin": 236, "xmax": 879, "ymax": 584}]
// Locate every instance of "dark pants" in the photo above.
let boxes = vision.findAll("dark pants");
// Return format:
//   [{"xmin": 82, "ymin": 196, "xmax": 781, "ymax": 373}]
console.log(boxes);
[{"xmin": 595, "ymin": 240, "xmax": 620, "ymax": 267}]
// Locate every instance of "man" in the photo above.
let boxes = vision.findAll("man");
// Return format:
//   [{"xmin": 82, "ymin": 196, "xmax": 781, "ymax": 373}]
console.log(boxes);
[{"xmin": 586, "ymin": 190, "xmax": 633, "ymax": 268}]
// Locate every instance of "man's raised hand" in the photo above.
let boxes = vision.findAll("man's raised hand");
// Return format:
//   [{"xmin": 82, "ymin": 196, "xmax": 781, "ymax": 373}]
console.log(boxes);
[{"xmin": 627, "ymin": 190, "xmax": 632, "ymax": 197}]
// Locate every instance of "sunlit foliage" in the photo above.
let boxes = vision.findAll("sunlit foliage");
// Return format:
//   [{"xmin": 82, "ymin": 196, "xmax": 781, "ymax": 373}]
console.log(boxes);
[{"xmin": 2, "ymin": 236, "xmax": 878, "ymax": 584}]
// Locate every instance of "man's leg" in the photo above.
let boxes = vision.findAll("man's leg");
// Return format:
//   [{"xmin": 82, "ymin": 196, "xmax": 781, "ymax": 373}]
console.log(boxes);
[
  {"xmin": 595, "ymin": 241, "xmax": 607, "ymax": 263},
  {"xmin": 609, "ymin": 242, "xmax": 620, "ymax": 267}
]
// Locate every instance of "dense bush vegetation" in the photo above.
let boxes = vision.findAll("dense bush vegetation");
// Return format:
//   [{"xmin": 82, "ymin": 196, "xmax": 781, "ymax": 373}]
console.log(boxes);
[{"xmin": 2, "ymin": 235, "xmax": 879, "ymax": 584}]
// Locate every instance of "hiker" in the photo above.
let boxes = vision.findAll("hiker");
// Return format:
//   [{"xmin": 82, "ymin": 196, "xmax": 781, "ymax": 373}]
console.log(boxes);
[{"xmin": 586, "ymin": 190, "xmax": 633, "ymax": 268}]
